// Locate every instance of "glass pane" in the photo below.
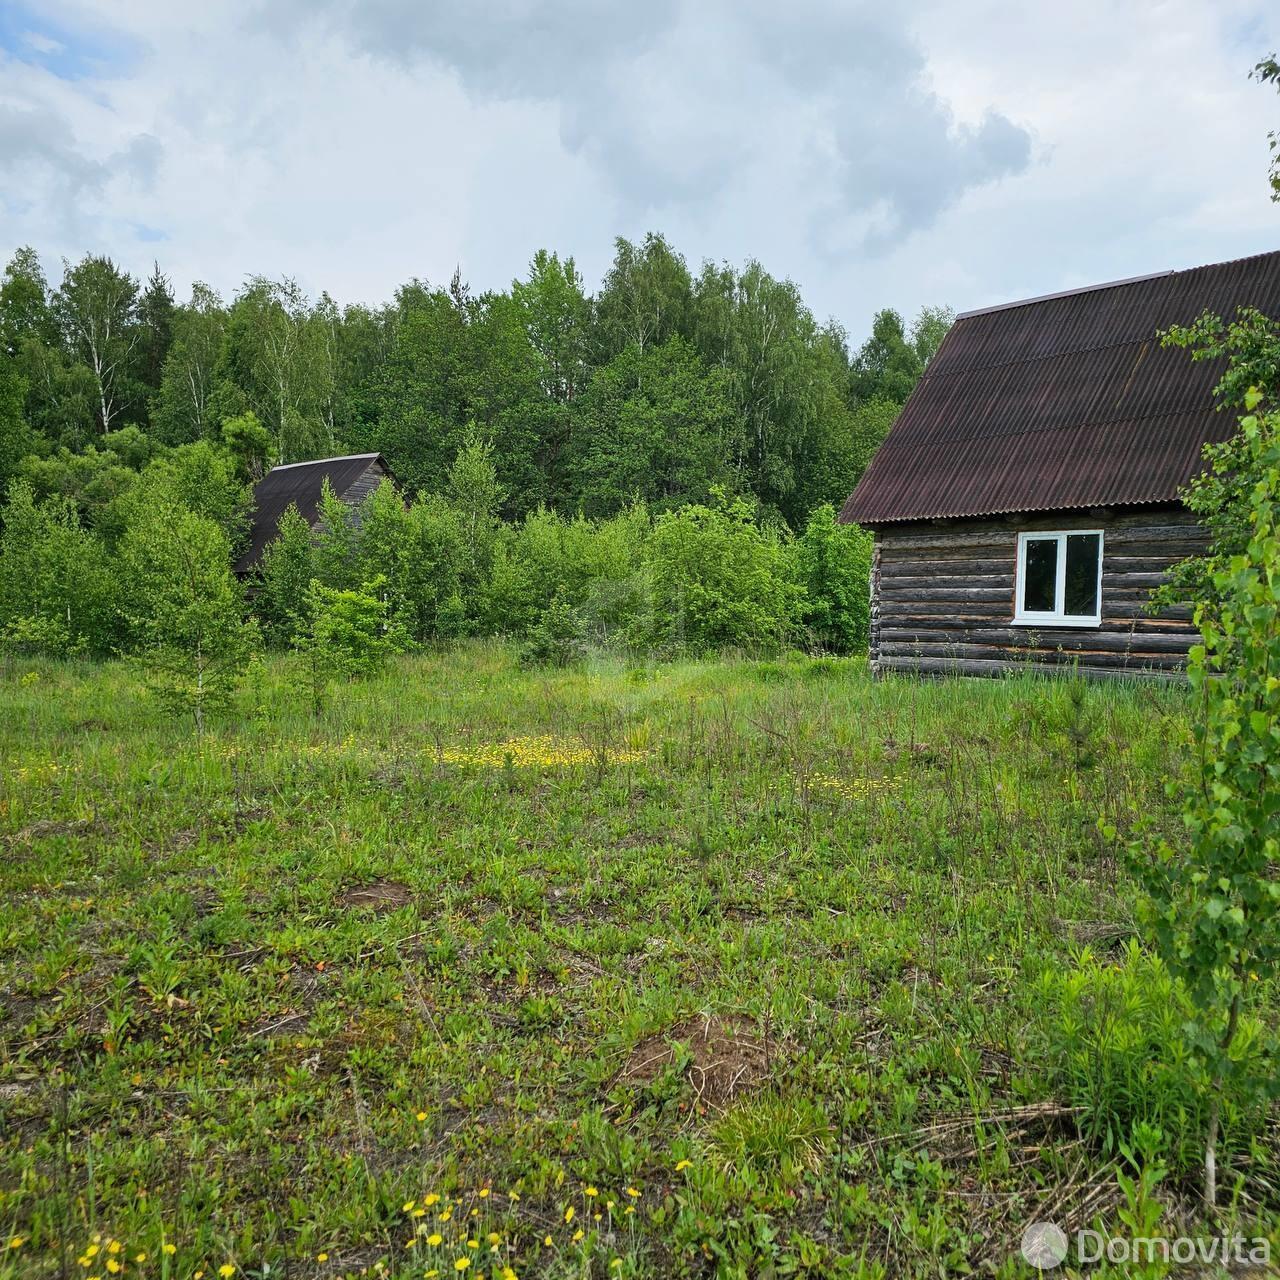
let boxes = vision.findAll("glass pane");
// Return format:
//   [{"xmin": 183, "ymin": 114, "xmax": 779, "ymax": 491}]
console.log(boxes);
[
  {"xmin": 1065, "ymin": 534, "xmax": 1101, "ymax": 616},
  {"xmin": 1022, "ymin": 538, "xmax": 1058, "ymax": 612}
]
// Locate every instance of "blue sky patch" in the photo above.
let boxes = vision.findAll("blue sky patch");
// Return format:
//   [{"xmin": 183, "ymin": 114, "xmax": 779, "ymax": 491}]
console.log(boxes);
[{"xmin": 0, "ymin": 3, "xmax": 140, "ymax": 80}]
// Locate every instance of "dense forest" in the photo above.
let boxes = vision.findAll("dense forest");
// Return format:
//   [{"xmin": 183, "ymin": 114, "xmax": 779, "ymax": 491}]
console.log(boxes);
[
  {"xmin": 0, "ymin": 234, "xmax": 948, "ymax": 524},
  {"xmin": 0, "ymin": 233, "xmax": 949, "ymax": 682}
]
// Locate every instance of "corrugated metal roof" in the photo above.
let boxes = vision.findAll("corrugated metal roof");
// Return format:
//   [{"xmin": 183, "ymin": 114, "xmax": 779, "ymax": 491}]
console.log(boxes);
[
  {"xmin": 840, "ymin": 250, "xmax": 1280, "ymax": 525},
  {"xmin": 236, "ymin": 453, "xmax": 386, "ymax": 573}
]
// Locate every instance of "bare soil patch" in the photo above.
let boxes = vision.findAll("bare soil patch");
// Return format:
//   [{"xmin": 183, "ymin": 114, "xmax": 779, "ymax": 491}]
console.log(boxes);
[
  {"xmin": 339, "ymin": 879, "xmax": 413, "ymax": 913},
  {"xmin": 617, "ymin": 1013, "xmax": 772, "ymax": 1107}
]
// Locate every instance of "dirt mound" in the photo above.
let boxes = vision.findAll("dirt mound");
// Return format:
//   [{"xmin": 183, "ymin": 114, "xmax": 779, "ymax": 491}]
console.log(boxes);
[
  {"xmin": 617, "ymin": 1014, "xmax": 772, "ymax": 1108},
  {"xmin": 339, "ymin": 880, "xmax": 413, "ymax": 913}
]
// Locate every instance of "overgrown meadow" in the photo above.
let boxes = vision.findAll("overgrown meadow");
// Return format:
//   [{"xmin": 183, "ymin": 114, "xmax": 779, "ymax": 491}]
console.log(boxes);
[{"xmin": 1, "ymin": 649, "xmax": 1276, "ymax": 1278}]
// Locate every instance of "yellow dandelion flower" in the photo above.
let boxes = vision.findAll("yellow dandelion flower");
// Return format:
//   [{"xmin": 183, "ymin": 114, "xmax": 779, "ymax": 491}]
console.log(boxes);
[
  {"xmin": 107, "ymin": 1242, "xmax": 122, "ymax": 1255},
  {"xmin": 487, "ymin": 1233, "xmax": 500, "ymax": 1245},
  {"xmin": 8, "ymin": 1237, "xmax": 26, "ymax": 1250},
  {"xmin": 453, "ymin": 1260, "xmax": 470, "ymax": 1273},
  {"xmin": 162, "ymin": 1245, "xmax": 176, "ymax": 1256},
  {"xmin": 316, "ymin": 1253, "xmax": 328, "ymax": 1262},
  {"xmin": 134, "ymin": 1254, "xmax": 147, "ymax": 1264},
  {"xmin": 478, "ymin": 1188, "xmax": 490, "ymax": 1199},
  {"xmin": 507, "ymin": 1190, "xmax": 520, "ymax": 1201},
  {"xmin": 219, "ymin": 1266, "xmax": 236, "ymax": 1278},
  {"xmin": 543, "ymin": 1235, "xmax": 552, "ymax": 1247},
  {"xmin": 624, "ymin": 1206, "xmax": 635, "ymax": 1215},
  {"xmin": 584, "ymin": 1186, "xmax": 598, "ymax": 1197},
  {"xmin": 675, "ymin": 1159, "xmax": 692, "ymax": 1172},
  {"xmin": 466, "ymin": 1239, "xmax": 478, "ymax": 1249},
  {"xmin": 86, "ymin": 1246, "xmax": 100, "ymax": 1259},
  {"xmin": 571, "ymin": 1229, "xmax": 584, "ymax": 1243},
  {"xmin": 424, "ymin": 1193, "xmax": 440, "ymax": 1206},
  {"xmin": 403, "ymin": 1200, "xmax": 416, "ymax": 1213},
  {"xmin": 416, "ymin": 1111, "xmax": 428, "ymax": 1121},
  {"xmin": 502, "ymin": 1269, "xmax": 518, "ymax": 1280},
  {"xmin": 439, "ymin": 1210, "xmax": 452, "ymax": 1222},
  {"xmin": 427, "ymin": 1234, "xmax": 443, "ymax": 1247},
  {"xmin": 106, "ymin": 1261, "xmax": 121, "ymax": 1274},
  {"xmin": 626, "ymin": 1186, "xmax": 641, "ymax": 1198}
]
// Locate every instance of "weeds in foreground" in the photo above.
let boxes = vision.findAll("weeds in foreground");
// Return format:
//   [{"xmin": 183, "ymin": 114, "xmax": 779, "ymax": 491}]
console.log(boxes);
[{"xmin": 0, "ymin": 647, "xmax": 1272, "ymax": 1277}]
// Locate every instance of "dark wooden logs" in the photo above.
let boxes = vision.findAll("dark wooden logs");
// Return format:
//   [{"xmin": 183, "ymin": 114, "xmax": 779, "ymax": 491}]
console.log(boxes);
[{"xmin": 868, "ymin": 505, "xmax": 1208, "ymax": 679}]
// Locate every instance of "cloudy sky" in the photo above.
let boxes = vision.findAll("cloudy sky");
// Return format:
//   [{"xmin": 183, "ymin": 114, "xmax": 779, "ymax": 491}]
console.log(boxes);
[{"xmin": 0, "ymin": 0, "xmax": 1276, "ymax": 339}]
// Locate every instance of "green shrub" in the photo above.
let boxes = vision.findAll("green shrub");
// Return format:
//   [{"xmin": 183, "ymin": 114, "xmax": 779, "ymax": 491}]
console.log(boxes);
[
  {"xmin": 0, "ymin": 480, "xmax": 119, "ymax": 655},
  {"xmin": 793, "ymin": 504, "xmax": 872, "ymax": 653},
  {"xmin": 518, "ymin": 591, "xmax": 585, "ymax": 669},
  {"xmin": 636, "ymin": 490, "xmax": 800, "ymax": 655},
  {"xmin": 486, "ymin": 504, "xmax": 648, "ymax": 639},
  {"xmin": 1030, "ymin": 942, "xmax": 1266, "ymax": 1175},
  {"xmin": 118, "ymin": 499, "xmax": 259, "ymax": 736},
  {"xmin": 292, "ymin": 576, "xmax": 410, "ymax": 711}
]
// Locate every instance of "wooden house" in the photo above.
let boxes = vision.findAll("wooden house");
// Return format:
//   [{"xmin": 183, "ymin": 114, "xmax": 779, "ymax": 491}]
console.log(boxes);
[
  {"xmin": 839, "ymin": 251, "xmax": 1280, "ymax": 679},
  {"xmin": 235, "ymin": 453, "xmax": 394, "ymax": 575}
]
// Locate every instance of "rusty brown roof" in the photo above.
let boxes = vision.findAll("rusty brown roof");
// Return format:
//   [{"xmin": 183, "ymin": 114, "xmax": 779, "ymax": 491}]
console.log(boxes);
[{"xmin": 840, "ymin": 250, "xmax": 1280, "ymax": 525}]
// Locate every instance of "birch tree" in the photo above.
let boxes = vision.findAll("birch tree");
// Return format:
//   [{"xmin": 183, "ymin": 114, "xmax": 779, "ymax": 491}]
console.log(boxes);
[{"xmin": 53, "ymin": 255, "xmax": 141, "ymax": 433}]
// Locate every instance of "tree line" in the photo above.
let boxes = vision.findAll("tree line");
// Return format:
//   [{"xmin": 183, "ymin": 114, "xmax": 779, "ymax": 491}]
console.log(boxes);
[{"xmin": 0, "ymin": 234, "xmax": 950, "ymax": 530}]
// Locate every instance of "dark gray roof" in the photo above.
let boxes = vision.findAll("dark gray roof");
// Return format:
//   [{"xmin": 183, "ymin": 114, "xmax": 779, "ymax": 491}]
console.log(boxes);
[
  {"xmin": 841, "ymin": 249, "xmax": 1280, "ymax": 525},
  {"xmin": 237, "ymin": 453, "xmax": 386, "ymax": 573}
]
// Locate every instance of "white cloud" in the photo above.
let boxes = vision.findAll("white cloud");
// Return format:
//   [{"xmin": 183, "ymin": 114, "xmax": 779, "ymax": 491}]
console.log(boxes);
[{"xmin": 0, "ymin": 0, "xmax": 1274, "ymax": 335}]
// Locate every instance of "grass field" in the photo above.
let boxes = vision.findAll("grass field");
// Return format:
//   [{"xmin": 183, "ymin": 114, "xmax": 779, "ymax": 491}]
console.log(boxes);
[{"xmin": 1, "ymin": 647, "xmax": 1273, "ymax": 1277}]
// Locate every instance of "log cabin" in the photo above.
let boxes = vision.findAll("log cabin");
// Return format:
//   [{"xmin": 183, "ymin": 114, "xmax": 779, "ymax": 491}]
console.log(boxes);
[
  {"xmin": 839, "ymin": 250, "xmax": 1280, "ymax": 679},
  {"xmin": 235, "ymin": 452, "xmax": 394, "ymax": 576}
]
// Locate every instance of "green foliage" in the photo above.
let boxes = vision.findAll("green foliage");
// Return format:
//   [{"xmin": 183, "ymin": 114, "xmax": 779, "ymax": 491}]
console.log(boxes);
[
  {"xmin": 1032, "ymin": 943, "xmax": 1263, "ymax": 1175},
  {"xmin": 0, "ymin": 351, "xmax": 33, "ymax": 495},
  {"xmin": 848, "ymin": 306, "xmax": 952, "ymax": 407},
  {"xmin": 518, "ymin": 590, "xmax": 585, "ymax": 669},
  {"xmin": 118, "ymin": 499, "xmax": 258, "ymax": 734},
  {"xmin": 793, "ymin": 505, "xmax": 872, "ymax": 653},
  {"xmin": 221, "ymin": 276, "xmax": 336, "ymax": 462},
  {"xmin": 485, "ymin": 504, "xmax": 649, "ymax": 641},
  {"xmin": 220, "ymin": 409, "xmax": 273, "ymax": 482},
  {"xmin": 52, "ymin": 254, "xmax": 143, "ymax": 435},
  {"xmin": 257, "ymin": 504, "xmax": 315, "ymax": 646},
  {"xmin": 1131, "ymin": 394, "xmax": 1280, "ymax": 1204},
  {"xmin": 447, "ymin": 428, "xmax": 505, "ymax": 601},
  {"xmin": 152, "ymin": 283, "xmax": 228, "ymax": 445},
  {"xmin": 1154, "ymin": 307, "xmax": 1280, "ymax": 618},
  {"xmin": 292, "ymin": 576, "xmax": 409, "ymax": 711},
  {"xmin": 1254, "ymin": 53, "xmax": 1280, "ymax": 201},
  {"xmin": 639, "ymin": 491, "xmax": 801, "ymax": 654},
  {"xmin": 0, "ymin": 480, "xmax": 118, "ymax": 655},
  {"xmin": 572, "ymin": 338, "xmax": 740, "ymax": 517}
]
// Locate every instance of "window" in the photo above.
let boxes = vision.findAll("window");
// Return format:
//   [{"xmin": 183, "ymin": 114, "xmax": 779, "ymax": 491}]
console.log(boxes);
[{"xmin": 1014, "ymin": 530, "xmax": 1103, "ymax": 626}]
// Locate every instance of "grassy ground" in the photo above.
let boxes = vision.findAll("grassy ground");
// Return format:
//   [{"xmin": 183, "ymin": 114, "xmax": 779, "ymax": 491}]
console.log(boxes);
[{"xmin": 0, "ymin": 646, "xmax": 1274, "ymax": 1277}]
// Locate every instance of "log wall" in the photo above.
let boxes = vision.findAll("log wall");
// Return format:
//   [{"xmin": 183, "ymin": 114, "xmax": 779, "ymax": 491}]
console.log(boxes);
[{"xmin": 870, "ymin": 505, "xmax": 1207, "ymax": 680}]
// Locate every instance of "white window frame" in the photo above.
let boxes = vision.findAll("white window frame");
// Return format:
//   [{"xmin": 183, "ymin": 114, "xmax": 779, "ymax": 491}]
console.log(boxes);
[{"xmin": 1013, "ymin": 530, "xmax": 1104, "ymax": 627}]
